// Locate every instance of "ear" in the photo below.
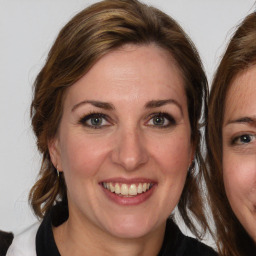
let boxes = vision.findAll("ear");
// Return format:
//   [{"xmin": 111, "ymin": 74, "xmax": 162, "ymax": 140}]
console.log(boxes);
[{"xmin": 48, "ymin": 137, "xmax": 63, "ymax": 172}]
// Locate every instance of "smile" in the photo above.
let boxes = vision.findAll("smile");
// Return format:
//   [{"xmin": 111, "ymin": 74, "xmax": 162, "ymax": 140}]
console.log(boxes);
[{"xmin": 102, "ymin": 182, "xmax": 153, "ymax": 197}]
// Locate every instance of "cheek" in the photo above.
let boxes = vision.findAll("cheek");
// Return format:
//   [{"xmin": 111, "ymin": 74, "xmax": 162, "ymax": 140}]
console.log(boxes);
[
  {"xmin": 59, "ymin": 132, "xmax": 111, "ymax": 177},
  {"xmin": 223, "ymin": 153, "xmax": 256, "ymax": 203},
  {"xmin": 152, "ymin": 132, "xmax": 192, "ymax": 178},
  {"xmin": 156, "ymin": 134, "xmax": 191, "ymax": 208}
]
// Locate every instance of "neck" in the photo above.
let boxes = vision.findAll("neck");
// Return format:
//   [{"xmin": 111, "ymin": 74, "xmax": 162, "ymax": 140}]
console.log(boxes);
[{"xmin": 53, "ymin": 215, "xmax": 166, "ymax": 256}]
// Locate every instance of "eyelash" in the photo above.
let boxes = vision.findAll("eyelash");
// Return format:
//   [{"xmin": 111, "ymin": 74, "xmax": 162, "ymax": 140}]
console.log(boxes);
[
  {"xmin": 78, "ymin": 112, "xmax": 111, "ymax": 129},
  {"xmin": 146, "ymin": 112, "xmax": 176, "ymax": 128},
  {"xmin": 78, "ymin": 111, "xmax": 176, "ymax": 129},
  {"xmin": 230, "ymin": 134, "xmax": 256, "ymax": 146}
]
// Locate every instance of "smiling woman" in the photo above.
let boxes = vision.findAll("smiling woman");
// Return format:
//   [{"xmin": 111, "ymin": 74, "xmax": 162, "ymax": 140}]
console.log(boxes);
[
  {"xmin": 223, "ymin": 66, "xmax": 256, "ymax": 242},
  {"xmin": 6, "ymin": 0, "xmax": 217, "ymax": 255},
  {"xmin": 206, "ymin": 12, "xmax": 256, "ymax": 256},
  {"xmin": 51, "ymin": 44, "xmax": 192, "ymax": 242}
]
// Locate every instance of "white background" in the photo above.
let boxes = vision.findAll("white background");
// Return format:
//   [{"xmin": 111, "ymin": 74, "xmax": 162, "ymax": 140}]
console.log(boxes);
[{"xmin": 0, "ymin": 0, "xmax": 255, "ymax": 246}]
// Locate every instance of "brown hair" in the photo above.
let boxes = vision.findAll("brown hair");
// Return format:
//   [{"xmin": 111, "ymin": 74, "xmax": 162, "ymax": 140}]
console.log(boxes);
[
  {"xmin": 206, "ymin": 12, "xmax": 256, "ymax": 256},
  {"xmin": 29, "ymin": 0, "xmax": 209, "ymax": 238}
]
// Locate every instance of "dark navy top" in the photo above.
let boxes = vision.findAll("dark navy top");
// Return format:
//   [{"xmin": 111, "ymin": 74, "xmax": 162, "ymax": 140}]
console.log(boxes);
[{"xmin": 35, "ymin": 203, "xmax": 218, "ymax": 256}]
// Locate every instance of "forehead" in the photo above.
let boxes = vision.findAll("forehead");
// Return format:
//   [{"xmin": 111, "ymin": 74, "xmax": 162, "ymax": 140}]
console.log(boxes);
[
  {"xmin": 64, "ymin": 44, "xmax": 186, "ymax": 106},
  {"xmin": 224, "ymin": 65, "xmax": 256, "ymax": 121},
  {"xmin": 87, "ymin": 43, "xmax": 182, "ymax": 83}
]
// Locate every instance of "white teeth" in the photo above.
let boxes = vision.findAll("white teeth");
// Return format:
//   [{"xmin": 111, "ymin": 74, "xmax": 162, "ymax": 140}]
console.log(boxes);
[
  {"xmin": 129, "ymin": 184, "xmax": 137, "ymax": 195},
  {"xmin": 115, "ymin": 183, "xmax": 120, "ymax": 194},
  {"xmin": 121, "ymin": 184, "xmax": 128, "ymax": 196},
  {"xmin": 102, "ymin": 182, "xmax": 152, "ymax": 196},
  {"xmin": 110, "ymin": 183, "xmax": 115, "ymax": 192},
  {"xmin": 137, "ymin": 183, "xmax": 143, "ymax": 194}
]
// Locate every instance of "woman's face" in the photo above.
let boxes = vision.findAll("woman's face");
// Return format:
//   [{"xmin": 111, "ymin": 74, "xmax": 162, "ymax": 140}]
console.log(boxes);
[
  {"xmin": 223, "ymin": 65, "xmax": 256, "ymax": 241},
  {"xmin": 50, "ymin": 44, "xmax": 193, "ymax": 239}
]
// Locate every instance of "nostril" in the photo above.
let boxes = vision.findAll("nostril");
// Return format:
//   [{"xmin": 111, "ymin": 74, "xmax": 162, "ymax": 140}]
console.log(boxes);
[{"xmin": 110, "ymin": 133, "xmax": 149, "ymax": 171}]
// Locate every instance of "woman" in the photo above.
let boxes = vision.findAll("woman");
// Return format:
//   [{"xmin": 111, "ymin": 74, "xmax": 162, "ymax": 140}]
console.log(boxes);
[
  {"xmin": 206, "ymin": 12, "xmax": 256, "ymax": 256},
  {"xmin": 7, "ymin": 0, "xmax": 217, "ymax": 255}
]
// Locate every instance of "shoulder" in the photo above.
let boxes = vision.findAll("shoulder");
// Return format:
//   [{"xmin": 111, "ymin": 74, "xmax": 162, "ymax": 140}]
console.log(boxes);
[
  {"xmin": 0, "ymin": 231, "xmax": 13, "ymax": 256},
  {"xmin": 181, "ymin": 236, "xmax": 218, "ymax": 256},
  {"xmin": 161, "ymin": 219, "xmax": 218, "ymax": 256},
  {"xmin": 6, "ymin": 222, "xmax": 40, "ymax": 256}
]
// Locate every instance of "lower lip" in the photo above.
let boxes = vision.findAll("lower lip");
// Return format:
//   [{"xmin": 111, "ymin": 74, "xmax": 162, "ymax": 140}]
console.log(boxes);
[{"xmin": 101, "ymin": 185, "xmax": 156, "ymax": 206}]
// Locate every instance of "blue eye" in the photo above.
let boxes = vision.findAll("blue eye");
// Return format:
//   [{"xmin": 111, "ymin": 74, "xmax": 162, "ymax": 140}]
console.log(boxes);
[
  {"xmin": 79, "ymin": 113, "xmax": 110, "ymax": 129},
  {"xmin": 90, "ymin": 116, "xmax": 103, "ymax": 126},
  {"xmin": 147, "ymin": 113, "xmax": 175, "ymax": 128},
  {"xmin": 152, "ymin": 116, "xmax": 166, "ymax": 126}
]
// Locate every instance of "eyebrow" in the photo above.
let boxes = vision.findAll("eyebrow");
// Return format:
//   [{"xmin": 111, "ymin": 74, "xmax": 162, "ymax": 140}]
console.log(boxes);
[
  {"xmin": 71, "ymin": 98, "xmax": 183, "ymax": 114},
  {"xmin": 225, "ymin": 116, "xmax": 256, "ymax": 126},
  {"xmin": 145, "ymin": 99, "xmax": 183, "ymax": 115},
  {"xmin": 72, "ymin": 100, "xmax": 115, "ymax": 112}
]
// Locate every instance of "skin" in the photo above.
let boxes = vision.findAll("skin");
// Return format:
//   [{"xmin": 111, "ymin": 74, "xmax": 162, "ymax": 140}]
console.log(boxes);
[
  {"xmin": 223, "ymin": 64, "xmax": 256, "ymax": 242},
  {"xmin": 49, "ymin": 44, "xmax": 194, "ymax": 255}
]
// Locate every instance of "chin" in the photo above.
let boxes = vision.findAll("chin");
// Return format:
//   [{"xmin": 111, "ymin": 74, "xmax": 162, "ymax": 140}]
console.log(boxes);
[{"xmin": 103, "ymin": 215, "xmax": 158, "ymax": 239}]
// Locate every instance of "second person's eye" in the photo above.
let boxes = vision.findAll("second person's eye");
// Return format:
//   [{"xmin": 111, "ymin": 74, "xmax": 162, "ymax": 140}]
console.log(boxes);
[{"xmin": 232, "ymin": 134, "xmax": 256, "ymax": 145}]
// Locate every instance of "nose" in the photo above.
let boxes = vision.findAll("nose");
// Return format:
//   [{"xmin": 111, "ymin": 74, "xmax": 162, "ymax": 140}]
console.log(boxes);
[{"xmin": 111, "ymin": 127, "xmax": 149, "ymax": 171}]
